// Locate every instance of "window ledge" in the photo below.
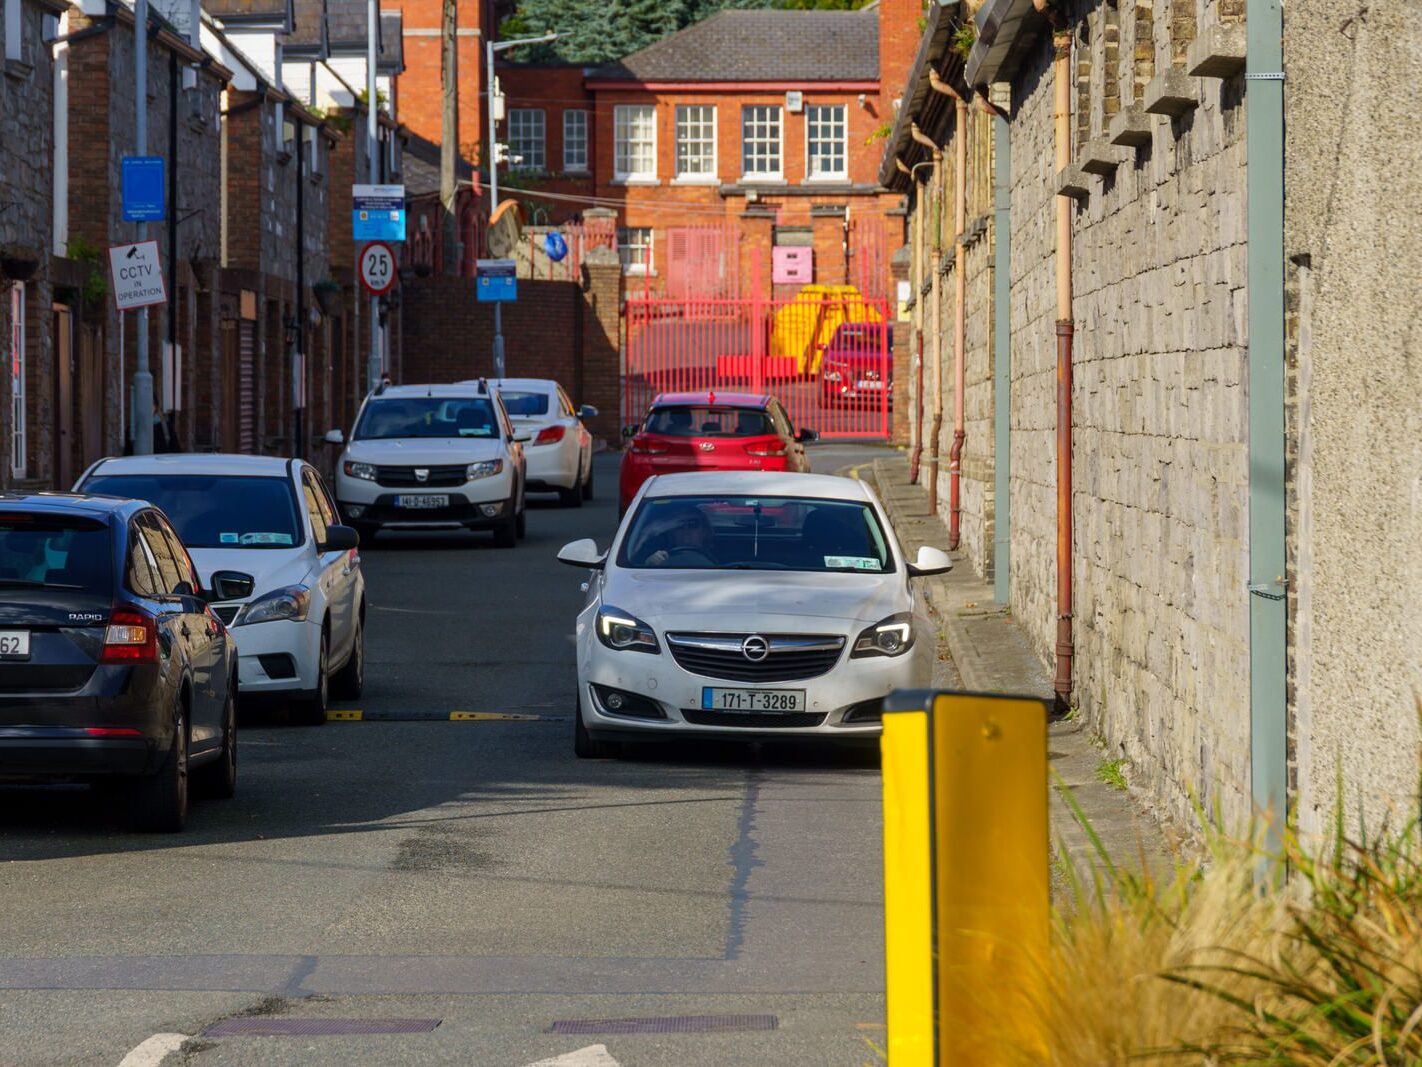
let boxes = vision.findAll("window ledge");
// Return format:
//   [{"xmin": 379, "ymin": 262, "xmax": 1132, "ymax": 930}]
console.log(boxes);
[
  {"xmin": 563, "ymin": 166, "xmax": 590, "ymax": 176},
  {"xmin": 740, "ymin": 176, "xmax": 786, "ymax": 185},
  {"xmin": 4, "ymin": 58, "xmax": 33, "ymax": 83},
  {"xmin": 803, "ymin": 174, "xmax": 849, "ymax": 184},
  {"xmin": 276, "ymin": 149, "xmax": 293, "ymax": 167},
  {"xmin": 623, "ymin": 267, "xmax": 658, "ymax": 277},
  {"xmin": 187, "ymin": 115, "xmax": 209, "ymax": 135},
  {"xmin": 671, "ymin": 175, "xmax": 720, "ymax": 186},
  {"xmin": 611, "ymin": 177, "xmax": 661, "ymax": 187}
]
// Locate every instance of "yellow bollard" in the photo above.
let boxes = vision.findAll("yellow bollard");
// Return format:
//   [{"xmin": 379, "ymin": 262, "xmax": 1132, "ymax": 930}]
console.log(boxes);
[{"xmin": 880, "ymin": 690, "xmax": 1050, "ymax": 1065}]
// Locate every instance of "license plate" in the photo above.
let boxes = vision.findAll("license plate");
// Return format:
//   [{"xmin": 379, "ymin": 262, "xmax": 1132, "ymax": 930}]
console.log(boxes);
[
  {"xmin": 701, "ymin": 687, "xmax": 806, "ymax": 713},
  {"xmin": 394, "ymin": 494, "xmax": 450, "ymax": 509},
  {"xmin": 854, "ymin": 379, "xmax": 884, "ymax": 390},
  {"xmin": 0, "ymin": 630, "xmax": 31, "ymax": 660}
]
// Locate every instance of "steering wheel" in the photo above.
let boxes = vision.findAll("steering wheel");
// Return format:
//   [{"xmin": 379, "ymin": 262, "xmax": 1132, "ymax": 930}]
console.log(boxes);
[{"xmin": 664, "ymin": 546, "xmax": 716, "ymax": 565}]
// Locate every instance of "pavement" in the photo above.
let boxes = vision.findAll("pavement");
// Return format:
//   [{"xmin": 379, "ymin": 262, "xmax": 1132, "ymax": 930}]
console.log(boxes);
[{"xmin": 861, "ymin": 451, "xmax": 1174, "ymax": 892}]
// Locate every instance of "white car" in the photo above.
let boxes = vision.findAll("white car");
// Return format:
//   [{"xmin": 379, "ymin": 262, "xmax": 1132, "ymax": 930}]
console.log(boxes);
[
  {"xmin": 77, "ymin": 454, "xmax": 366, "ymax": 725},
  {"xmin": 483, "ymin": 378, "xmax": 598, "ymax": 507},
  {"xmin": 326, "ymin": 381, "xmax": 528, "ymax": 547},
  {"xmin": 557, "ymin": 471, "xmax": 953, "ymax": 758}
]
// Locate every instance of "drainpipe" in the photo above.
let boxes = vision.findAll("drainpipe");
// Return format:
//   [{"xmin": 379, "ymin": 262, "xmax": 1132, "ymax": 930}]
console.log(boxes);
[
  {"xmin": 1051, "ymin": 28, "xmax": 1075, "ymax": 716},
  {"xmin": 930, "ymin": 70, "xmax": 968, "ymax": 548},
  {"xmin": 898, "ymin": 157, "xmax": 929, "ymax": 484},
  {"xmin": 166, "ymin": 50, "xmax": 178, "ymax": 443},
  {"xmin": 988, "ymin": 88, "xmax": 1011, "ymax": 605},
  {"xmin": 1246, "ymin": 0, "xmax": 1287, "ymax": 833},
  {"xmin": 295, "ymin": 122, "xmax": 306, "ymax": 459},
  {"xmin": 911, "ymin": 124, "xmax": 943, "ymax": 514}
]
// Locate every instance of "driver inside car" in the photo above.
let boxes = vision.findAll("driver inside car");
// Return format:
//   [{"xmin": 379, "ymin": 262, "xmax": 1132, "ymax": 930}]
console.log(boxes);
[{"xmin": 641, "ymin": 505, "xmax": 717, "ymax": 567}]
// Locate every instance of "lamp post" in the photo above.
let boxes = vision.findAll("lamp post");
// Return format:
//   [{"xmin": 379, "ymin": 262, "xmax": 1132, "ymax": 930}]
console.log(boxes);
[
  {"xmin": 366, "ymin": 0, "xmax": 381, "ymax": 395},
  {"xmin": 485, "ymin": 31, "xmax": 557, "ymax": 379}
]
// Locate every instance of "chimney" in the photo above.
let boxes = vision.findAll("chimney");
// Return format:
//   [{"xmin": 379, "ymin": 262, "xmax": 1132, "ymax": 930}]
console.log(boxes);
[{"xmin": 879, "ymin": 0, "xmax": 924, "ymax": 114}]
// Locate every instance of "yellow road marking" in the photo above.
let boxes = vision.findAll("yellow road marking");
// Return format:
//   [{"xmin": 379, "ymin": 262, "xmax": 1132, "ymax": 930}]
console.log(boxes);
[
  {"xmin": 450, "ymin": 711, "xmax": 543, "ymax": 721},
  {"xmin": 327, "ymin": 709, "xmax": 363, "ymax": 721}
]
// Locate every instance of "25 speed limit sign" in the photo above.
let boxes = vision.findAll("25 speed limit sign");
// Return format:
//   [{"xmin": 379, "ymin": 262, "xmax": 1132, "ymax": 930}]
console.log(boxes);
[{"xmin": 358, "ymin": 241, "xmax": 397, "ymax": 296}]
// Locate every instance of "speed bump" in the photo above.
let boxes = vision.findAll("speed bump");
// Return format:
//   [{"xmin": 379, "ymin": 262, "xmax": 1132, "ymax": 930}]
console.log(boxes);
[
  {"xmin": 325, "ymin": 709, "xmax": 545, "ymax": 722},
  {"xmin": 327, "ymin": 709, "xmax": 363, "ymax": 721}
]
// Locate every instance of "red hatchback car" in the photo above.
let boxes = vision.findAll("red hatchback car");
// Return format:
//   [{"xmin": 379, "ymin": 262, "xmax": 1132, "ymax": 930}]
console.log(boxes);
[
  {"xmin": 820, "ymin": 322, "xmax": 893, "ymax": 406},
  {"xmin": 619, "ymin": 391, "xmax": 817, "ymax": 513}
]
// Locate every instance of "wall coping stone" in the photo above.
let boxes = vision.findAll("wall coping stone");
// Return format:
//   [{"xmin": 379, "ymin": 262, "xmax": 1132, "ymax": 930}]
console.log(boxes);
[
  {"xmin": 1056, "ymin": 163, "xmax": 1092, "ymax": 200},
  {"xmin": 1187, "ymin": 23, "xmax": 1247, "ymax": 79},
  {"xmin": 1108, "ymin": 107, "xmax": 1155, "ymax": 147},
  {"xmin": 1143, "ymin": 69, "xmax": 1200, "ymax": 117},
  {"xmin": 1080, "ymin": 138, "xmax": 1132, "ymax": 176}
]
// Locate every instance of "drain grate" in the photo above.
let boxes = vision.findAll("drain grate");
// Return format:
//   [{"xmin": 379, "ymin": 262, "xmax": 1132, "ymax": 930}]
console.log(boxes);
[
  {"xmin": 550, "ymin": 1015, "xmax": 778, "ymax": 1035},
  {"xmin": 203, "ymin": 1018, "xmax": 441, "ymax": 1037}
]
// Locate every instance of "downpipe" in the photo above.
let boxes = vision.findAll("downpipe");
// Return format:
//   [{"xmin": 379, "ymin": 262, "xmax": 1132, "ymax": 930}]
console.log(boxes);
[
  {"xmin": 899, "ymin": 156, "xmax": 930, "ymax": 484},
  {"xmin": 1051, "ymin": 28, "xmax": 1075, "ymax": 716},
  {"xmin": 911, "ymin": 123, "xmax": 944, "ymax": 515}
]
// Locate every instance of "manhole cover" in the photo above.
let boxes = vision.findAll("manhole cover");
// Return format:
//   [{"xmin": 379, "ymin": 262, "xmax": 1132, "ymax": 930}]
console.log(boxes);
[
  {"xmin": 203, "ymin": 1018, "xmax": 441, "ymax": 1037},
  {"xmin": 550, "ymin": 1015, "xmax": 778, "ymax": 1035}
]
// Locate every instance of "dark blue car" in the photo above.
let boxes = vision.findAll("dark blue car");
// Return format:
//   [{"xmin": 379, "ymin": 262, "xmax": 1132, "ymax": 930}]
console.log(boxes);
[{"xmin": 0, "ymin": 493, "xmax": 239, "ymax": 831}]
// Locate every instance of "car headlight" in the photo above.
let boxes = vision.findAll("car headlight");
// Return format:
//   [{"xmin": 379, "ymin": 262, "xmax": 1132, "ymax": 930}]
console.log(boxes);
[
  {"xmin": 467, "ymin": 459, "xmax": 504, "ymax": 480},
  {"xmin": 824, "ymin": 366, "xmax": 845, "ymax": 383},
  {"xmin": 235, "ymin": 585, "xmax": 312, "ymax": 626},
  {"xmin": 852, "ymin": 612, "xmax": 914, "ymax": 658},
  {"xmin": 344, "ymin": 460, "xmax": 376, "ymax": 481},
  {"xmin": 596, "ymin": 606, "xmax": 659, "ymax": 654}
]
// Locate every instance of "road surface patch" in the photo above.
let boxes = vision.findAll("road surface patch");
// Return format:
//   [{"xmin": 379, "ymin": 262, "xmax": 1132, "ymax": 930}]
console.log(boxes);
[
  {"xmin": 549, "ymin": 1015, "xmax": 778, "ymax": 1034},
  {"xmin": 202, "ymin": 1018, "xmax": 441, "ymax": 1037},
  {"xmin": 117, "ymin": 1033, "xmax": 187, "ymax": 1067},
  {"xmin": 524, "ymin": 1047, "xmax": 620, "ymax": 1067}
]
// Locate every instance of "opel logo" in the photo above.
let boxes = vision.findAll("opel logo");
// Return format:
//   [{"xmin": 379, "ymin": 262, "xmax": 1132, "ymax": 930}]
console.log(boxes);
[
  {"xmin": 414, "ymin": 468, "xmax": 429, "ymax": 483},
  {"xmin": 699, "ymin": 442, "xmax": 715, "ymax": 452},
  {"xmin": 741, "ymin": 635, "xmax": 769, "ymax": 662}
]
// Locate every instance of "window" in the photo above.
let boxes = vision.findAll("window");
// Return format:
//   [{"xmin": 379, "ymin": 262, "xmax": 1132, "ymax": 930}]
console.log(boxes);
[
  {"xmin": 353, "ymin": 396, "xmax": 500, "ymax": 440},
  {"xmin": 507, "ymin": 108, "xmax": 545, "ymax": 170},
  {"xmin": 125, "ymin": 522, "xmax": 161, "ymax": 598},
  {"xmin": 138, "ymin": 514, "xmax": 185, "ymax": 597},
  {"xmin": 618, "ymin": 227, "xmax": 653, "ymax": 275},
  {"xmin": 157, "ymin": 519, "xmax": 199, "ymax": 595},
  {"xmin": 563, "ymin": 109, "xmax": 589, "ymax": 172},
  {"xmin": 806, "ymin": 104, "xmax": 847, "ymax": 179},
  {"xmin": 4, "ymin": 0, "xmax": 21, "ymax": 62},
  {"xmin": 614, "ymin": 105, "xmax": 656, "ymax": 181},
  {"xmin": 741, "ymin": 105, "xmax": 782, "ymax": 179},
  {"xmin": 304, "ymin": 125, "xmax": 322, "ymax": 174},
  {"xmin": 675, "ymin": 105, "xmax": 716, "ymax": 179},
  {"xmin": 82, "ymin": 475, "xmax": 305, "ymax": 548},
  {"xmin": 9, "ymin": 282, "xmax": 24, "ymax": 479},
  {"xmin": 302, "ymin": 474, "xmax": 329, "ymax": 545}
]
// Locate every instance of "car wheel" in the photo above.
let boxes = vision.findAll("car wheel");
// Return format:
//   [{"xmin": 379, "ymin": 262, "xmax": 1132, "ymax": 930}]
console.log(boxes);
[
  {"xmin": 558, "ymin": 475, "xmax": 583, "ymax": 509},
  {"xmin": 292, "ymin": 629, "xmax": 330, "ymax": 725},
  {"xmin": 331, "ymin": 613, "xmax": 365, "ymax": 700},
  {"xmin": 131, "ymin": 699, "xmax": 189, "ymax": 832},
  {"xmin": 573, "ymin": 696, "xmax": 619, "ymax": 759},
  {"xmin": 516, "ymin": 500, "xmax": 528, "ymax": 539},
  {"xmin": 197, "ymin": 682, "xmax": 238, "ymax": 800},
  {"xmin": 493, "ymin": 511, "xmax": 518, "ymax": 548},
  {"xmin": 581, "ymin": 462, "xmax": 594, "ymax": 501}
]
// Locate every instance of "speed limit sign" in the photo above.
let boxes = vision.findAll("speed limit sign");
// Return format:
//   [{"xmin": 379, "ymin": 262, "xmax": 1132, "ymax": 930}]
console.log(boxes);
[{"xmin": 358, "ymin": 241, "xmax": 397, "ymax": 296}]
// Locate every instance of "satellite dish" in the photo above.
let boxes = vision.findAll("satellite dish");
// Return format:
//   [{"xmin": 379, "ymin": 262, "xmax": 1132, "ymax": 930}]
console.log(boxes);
[{"xmin": 487, "ymin": 201, "xmax": 523, "ymax": 259}]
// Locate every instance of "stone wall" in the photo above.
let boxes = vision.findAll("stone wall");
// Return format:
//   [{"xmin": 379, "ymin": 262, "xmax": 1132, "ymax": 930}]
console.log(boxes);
[
  {"xmin": 958, "ymin": 225, "xmax": 997, "ymax": 577},
  {"xmin": 1285, "ymin": 0, "xmax": 1422, "ymax": 836}
]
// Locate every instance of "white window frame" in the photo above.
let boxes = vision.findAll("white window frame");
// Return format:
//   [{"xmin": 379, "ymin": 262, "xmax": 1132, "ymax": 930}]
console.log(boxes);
[
  {"xmin": 562, "ymin": 109, "xmax": 589, "ymax": 173},
  {"xmin": 4, "ymin": 0, "xmax": 21, "ymax": 63},
  {"xmin": 508, "ymin": 108, "xmax": 546, "ymax": 171},
  {"xmin": 805, "ymin": 103, "xmax": 847, "ymax": 181},
  {"xmin": 9, "ymin": 283, "xmax": 25, "ymax": 479},
  {"xmin": 613, "ymin": 104, "xmax": 657, "ymax": 182},
  {"xmin": 674, "ymin": 104, "xmax": 717, "ymax": 181},
  {"xmin": 618, "ymin": 227, "xmax": 653, "ymax": 275},
  {"xmin": 304, "ymin": 124, "xmax": 322, "ymax": 175},
  {"xmin": 741, "ymin": 104, "xmax": 782, "ymax": 181}
]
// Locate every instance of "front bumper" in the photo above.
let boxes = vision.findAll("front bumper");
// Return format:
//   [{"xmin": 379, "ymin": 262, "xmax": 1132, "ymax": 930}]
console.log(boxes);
[
  {"xmin": 578, "ymin": 637, "xmax": 924, "ymax": 740},
  {"xmin": 228, "ymin": 617, "xmax": 322, "ymax": 695},
  {"xmin": 337, "ymin": 493, "xmax": 515, "ymax": 530}
]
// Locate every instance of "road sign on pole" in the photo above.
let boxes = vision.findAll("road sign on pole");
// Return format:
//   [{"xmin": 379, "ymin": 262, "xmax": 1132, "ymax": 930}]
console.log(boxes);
[
  {"xmin": 477, "ymin": 259, "xmax": 517, "ymax": 303},
  {"xmin": 107, "ymin": 241, "xmax": 168, "ymax": 311},
  {"xmin": 358, "ymin": 242, "xmax": 398, "ymax": 296},
  {"xmin": 352, "ymin": 184, "xmax": 406, "ymax": 242},
  {"xmin": 122, "ymin": 156, "xmax": 166, "ymax": 222}
]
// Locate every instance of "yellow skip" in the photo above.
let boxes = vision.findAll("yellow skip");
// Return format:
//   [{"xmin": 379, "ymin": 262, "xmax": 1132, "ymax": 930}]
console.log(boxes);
[
  {"xmin": 449, "ymin": 711, "xmax": 542, "ymax": 722},
  {"xmin": 327, "ymin": 709, "xmax": 363, "ymax": 721}
]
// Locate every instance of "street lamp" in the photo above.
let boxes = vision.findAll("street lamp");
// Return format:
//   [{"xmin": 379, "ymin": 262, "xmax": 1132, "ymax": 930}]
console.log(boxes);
[{"xmin": 486, "ymin": 31, "xmax": 558, "ymax": 379}]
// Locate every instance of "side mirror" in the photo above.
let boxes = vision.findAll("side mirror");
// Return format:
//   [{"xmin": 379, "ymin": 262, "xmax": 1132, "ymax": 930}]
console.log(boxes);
[
  {"xmin": 557, "ymin": 538, "xmax": 606, "ymax": 570},
  {"xmin": 795, "ymin": 428, "xmax": 819, "ymax": 444},
  {"xmin": 621, "ymin": 424, "xmax": 639, "ymax": 439},
  {"xmin": 207, "ymin": 570, "xmax": 256, "ymax": 601},
  {"xmin": 323, "ymin": 428, "xmax": 345, "ymax": 445},
  {"xmin": 907, "ymin": 545, "xmax": 953, "ymax": 577},
  {"xmin": 321, "ymin": 524, "xmax": 361, "ymax": 553},
  {"xmin": 578, "ymin": 404, "xmax": 600, "ymax": 420}
]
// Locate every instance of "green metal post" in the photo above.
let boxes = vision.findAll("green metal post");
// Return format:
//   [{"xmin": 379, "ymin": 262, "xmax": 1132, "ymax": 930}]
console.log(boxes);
[
  {"xmin": 1246, "ymin": 0, "xmax": 1288, "ymax": 836},
  {"xmin": 993, "ymin": 109, "xmax": 1011, "ymax": 606}
]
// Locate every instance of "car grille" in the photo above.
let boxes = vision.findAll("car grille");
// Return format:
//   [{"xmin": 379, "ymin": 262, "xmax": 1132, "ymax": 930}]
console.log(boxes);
[
  {"xmin": 665, "ymin": 632, "xmax": 845, "ymax": 683},
  {"xmin": 212, "ymin": 605, "xmax": 241, "ymax": 625},
  {"xmin": 375, "ymin": 465, "xmax": 468, "ymax": 488},
  {"xmin": 682, "ymin": 709, "xmax": 828, "ymax": 729}
]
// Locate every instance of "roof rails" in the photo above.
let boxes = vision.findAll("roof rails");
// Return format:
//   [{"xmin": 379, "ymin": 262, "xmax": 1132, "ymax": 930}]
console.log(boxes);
[
  {"xmin": 373, "ymin": 378, "xmax": 389, "ymax": 396},
  {"xmin": 475, "ymin": 377, "xmax": 488, "ymax": 396}
]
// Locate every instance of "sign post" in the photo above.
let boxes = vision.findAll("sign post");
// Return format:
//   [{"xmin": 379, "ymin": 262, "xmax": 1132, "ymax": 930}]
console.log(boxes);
[{"xmin": 107, "ymin": 241, "xmax": 168, "ymax": 312}]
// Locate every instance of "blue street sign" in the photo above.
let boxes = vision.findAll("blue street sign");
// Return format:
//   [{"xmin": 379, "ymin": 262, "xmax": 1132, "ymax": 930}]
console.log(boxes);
[
  {"xmin": 352, "ymin": 183, "xmax": 406, "ymax": 242},
  {"xmin": 477, "ymin": 259, "xmax": 517, "ymax": 303},
  {"xmin": 122, "ymin": 156, "xmax": 166, "ymax": 222},
  {"xmin": 544, "ymin": 231, "xmax": 568, "ymax": 263}
]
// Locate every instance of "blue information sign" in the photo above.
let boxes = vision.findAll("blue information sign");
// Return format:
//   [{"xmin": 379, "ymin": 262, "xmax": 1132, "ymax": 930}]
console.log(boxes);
[
  {"xmin": 352, "ymin": 183, "xmax": 406, "ymax": 242},
  {"xmin": 122, "ymin": 156, "xmax": 166, "ymax": 222},
  {"xmin": 477, "ymin": 259, "xmax": 517, "ymax": 303}
]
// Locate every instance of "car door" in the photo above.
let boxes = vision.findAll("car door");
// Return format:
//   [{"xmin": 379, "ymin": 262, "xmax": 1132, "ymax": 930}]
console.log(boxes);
[
  {"xmin": 558, "ymin": 386, "xmax": 590, "ymax": 482},
  {"xmin": 309, "ymin": 467, "xmax": 358, "ymax": 660},
  {"xmin": 495, "ymin": 394, "xmax": 525, "ymax": 496},
  {"xmin": 154, "ymin": 513, "xmax": 225, "ymax": 752},
  {"xmin": 300, "ymin": 467, "xmax": 352, "ymax": 665},
  {"xmin": 136, "ymin": 512, "xmax": 217, "ymax": 748}
]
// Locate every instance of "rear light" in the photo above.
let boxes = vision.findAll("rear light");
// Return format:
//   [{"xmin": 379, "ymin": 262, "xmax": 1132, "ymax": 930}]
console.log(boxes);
[
  {"xmin": 100, "ymin": 607, "xmax": 158, "ymax": 664},
  {"xmin": 535, "ymin": 425, "xmax": 567, "ymax": 444},
  {"xmin": 85, "ymin": 727, "xmax": 142, "ymax": 738},
  {"xmin": 745, "ymin": 442, "xmax": 788, "ymax": 457},
  {"xmin": 629, "ymin": 436, "xmax": 670, "ymax": 455}
]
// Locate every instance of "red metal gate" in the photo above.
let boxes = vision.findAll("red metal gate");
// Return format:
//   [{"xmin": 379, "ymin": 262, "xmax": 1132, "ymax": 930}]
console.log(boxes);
[{"xmin": 624, "ymin": 290, "xmax": 892, "ymax": 440}]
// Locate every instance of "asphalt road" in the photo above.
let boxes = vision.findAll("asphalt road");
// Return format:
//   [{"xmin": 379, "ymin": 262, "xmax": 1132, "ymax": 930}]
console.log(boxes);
[{"xmin": 0, "ymin": 443, "xmax": 917, "ymax": 1067}]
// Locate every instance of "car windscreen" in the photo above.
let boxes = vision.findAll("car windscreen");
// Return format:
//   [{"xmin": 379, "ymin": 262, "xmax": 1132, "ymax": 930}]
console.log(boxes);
[
  {"xmin": 497, "ymin": 391, "xmax": 551, "ymax": 417},
  {"xmin": 644, "ymin": 406, "xmax": 774, "ymax": 437},
  {"xmin": 0, "ymin": 513, "xmax": 114, "ymax": 592},
  {"xmin": 81, "ymin": 475, "xmax": 303, "ymax": 549},
  {"xmin": 354, "ymin": 397, "xmax": 501, "ymax": 439},
  {"xmin": 618, "ymin": 495, "xmax": 894, "ymax": 573}
]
